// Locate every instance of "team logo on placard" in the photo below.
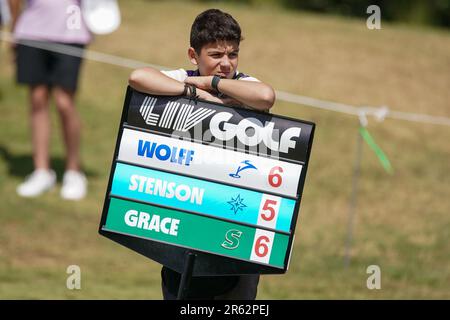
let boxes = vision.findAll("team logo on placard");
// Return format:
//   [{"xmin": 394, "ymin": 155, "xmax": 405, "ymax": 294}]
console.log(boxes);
[
  {"xmin": 137, "ymin": 97, "xmax": 302, "ymax": 153},
  {"xmin": 139, "ymin": 98, "xmax": 216, "ymax": 131},
  {"xmin": 209, "ymin": 112, "xmax": 302, "ymax": 153},
  {"xmin": 139, "ymin": 97, "xmax": 159, "ymax": 125},
  {"xmin": 229, "ymin": 160, "xmax": 257, "ymax": 178},
  {"xmin": 221, "ymin": 229, "xmax": 243, "ymax": 250},
  {"xmin": 227, "ymin": 194, "xmax": 247, "ymax": 214}
]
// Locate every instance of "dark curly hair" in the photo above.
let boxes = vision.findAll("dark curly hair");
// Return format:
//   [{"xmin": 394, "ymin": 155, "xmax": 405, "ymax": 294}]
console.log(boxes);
[{"xmin": 190, "ymin": 9, "xmax": 243, "ymax": 55}]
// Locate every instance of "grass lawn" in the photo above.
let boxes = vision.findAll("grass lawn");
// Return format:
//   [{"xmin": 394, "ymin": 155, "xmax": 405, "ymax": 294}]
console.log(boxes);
[{"xmin": 0, "ymin": 0, "xmax": 449, "ymax": 299}]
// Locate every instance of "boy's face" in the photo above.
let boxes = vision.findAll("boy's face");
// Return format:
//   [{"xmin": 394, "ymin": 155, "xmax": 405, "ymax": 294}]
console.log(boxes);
[{"xmin": 189, "ymin": 40, "xmax": 239, "ymax": 79}]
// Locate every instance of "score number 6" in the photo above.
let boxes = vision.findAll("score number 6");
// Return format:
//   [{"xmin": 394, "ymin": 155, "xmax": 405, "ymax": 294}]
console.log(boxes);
[
  {"xmin": 254, "ymin": 235, "xmax": 270, "ymax": 258},
  {"xmin": 268, "ymin": 166, "xmax": 284, "ymax": 188},
  {"xmin": 251, "ymin": 229, "xmax": 275, "ymax": 263},
  {"xmin": 252, "ymin": 195, "xmax": 280, "ymax": 263}
]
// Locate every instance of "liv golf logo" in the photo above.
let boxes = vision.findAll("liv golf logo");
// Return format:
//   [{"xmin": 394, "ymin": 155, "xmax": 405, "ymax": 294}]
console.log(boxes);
[
  {"xmin": 134, "ymin": 96, "xmax": 305, "ymax": 159},
  {"xmin": 139, "ymin": 97, "xmax": 216, "ymax": 131},
  {"xmin": 209, "ymin": 113, "xmax": 301, "ymax": 153}
]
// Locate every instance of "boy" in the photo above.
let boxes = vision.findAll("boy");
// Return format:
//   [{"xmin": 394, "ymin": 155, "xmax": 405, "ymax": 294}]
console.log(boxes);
[{"xmin": 128, "ymin": 8, "xmax": 275, "ymax": 299}]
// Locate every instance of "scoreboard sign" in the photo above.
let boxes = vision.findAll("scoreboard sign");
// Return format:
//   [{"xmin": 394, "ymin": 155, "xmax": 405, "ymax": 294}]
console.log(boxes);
[{"xmin": 99, "ymin": 87, "xmax": 315, "ymax": 275}]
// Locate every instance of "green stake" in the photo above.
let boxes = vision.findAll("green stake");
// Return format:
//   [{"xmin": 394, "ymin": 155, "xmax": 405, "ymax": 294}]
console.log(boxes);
[{"xmin": 359, "ymin": 126, "xmax": 393, "ymax": 174}]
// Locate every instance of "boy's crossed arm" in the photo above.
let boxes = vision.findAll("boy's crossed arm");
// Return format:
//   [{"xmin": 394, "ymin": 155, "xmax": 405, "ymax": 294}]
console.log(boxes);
[
  {"xmin": 128, "ymin": 67, "xmax": 275, "ymax": 112},
  {"xmin": 184, "ymin": 75, "xmax": 275, "ymax": 111}
]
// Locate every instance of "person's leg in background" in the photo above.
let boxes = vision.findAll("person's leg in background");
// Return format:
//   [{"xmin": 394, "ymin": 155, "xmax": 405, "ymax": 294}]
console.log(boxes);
[
  {"xmin": 53, "ymin": 86, "xmax": 81, "ymax": 171},
  {"xmin": 53, "ymin": 86, "xmax": 87, "ymax": 200},
  {"xmin": 16, "ymin": 83, "xmax": 56, "ymax": 197},
  {"xmin": 16, "ymin": 42, "xmax": 56, "ymax": 197},
  {"xmin": 30, "ymin": 84, "xmax": 51, "ymax": 170},
  {"xmin": 50, "ymin": 43, "xmax": 87, "ymax": 201}
]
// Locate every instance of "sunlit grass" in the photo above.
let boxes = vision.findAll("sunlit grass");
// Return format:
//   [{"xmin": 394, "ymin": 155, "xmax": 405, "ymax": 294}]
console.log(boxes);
[{"xmin": 0, "ymin": 0, "xmax": 449, "ymax": 299}]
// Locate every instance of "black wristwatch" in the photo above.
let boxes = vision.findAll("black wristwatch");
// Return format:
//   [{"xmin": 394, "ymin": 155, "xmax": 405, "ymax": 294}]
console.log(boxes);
[{"xmin": 211, "ymin": 75, "xmax": 221, "ymax": 93}]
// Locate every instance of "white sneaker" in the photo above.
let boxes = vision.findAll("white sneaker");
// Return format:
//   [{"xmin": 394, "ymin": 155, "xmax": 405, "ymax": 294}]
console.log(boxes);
[
  {"xmin": 61, "ymin": 170, "xmax": 87, "ymax": 200},
  {"xmin": 17, "ymin": 169, "xmax": 56, "ymax": 197}
]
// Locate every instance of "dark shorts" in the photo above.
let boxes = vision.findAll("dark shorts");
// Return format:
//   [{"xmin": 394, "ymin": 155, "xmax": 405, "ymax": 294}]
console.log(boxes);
[{"xmin": 16, "ymin": 40, "xmax": 85, "ymax": 92}]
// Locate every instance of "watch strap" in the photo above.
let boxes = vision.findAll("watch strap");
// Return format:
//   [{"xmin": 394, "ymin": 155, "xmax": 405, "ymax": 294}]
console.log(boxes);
[{"xmin": 211, "ymin": 75, "xmax": 221, "ymax": 93}]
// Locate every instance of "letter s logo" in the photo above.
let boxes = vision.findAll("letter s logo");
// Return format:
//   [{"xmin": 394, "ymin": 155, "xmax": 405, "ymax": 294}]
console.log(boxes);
[{"xmin": 221, "ymin": 229, "xmax": 243, "ymax": 250}]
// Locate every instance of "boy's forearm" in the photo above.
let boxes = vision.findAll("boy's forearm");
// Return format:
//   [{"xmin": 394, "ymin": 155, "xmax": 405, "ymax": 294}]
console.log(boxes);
[
  {"xmin": 128, "ymin": 67, "xmax": 185, "ymax": 96},
  {"xmin": 128, "ymin": 69, "xmax": 275, "ymax": 111},
  {"xmin": 217, "ymin": 79, "xmax": 275, "ymax": 111},
  {"xmin": 184, "ymin": 76, "xmax": 275, "ymax": 111}
]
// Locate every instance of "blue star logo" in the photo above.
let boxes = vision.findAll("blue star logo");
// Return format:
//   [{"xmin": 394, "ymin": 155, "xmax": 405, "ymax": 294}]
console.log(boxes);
[{"xmin": 227, "ymin": 194, "xmax": 247, "ymax": 214}]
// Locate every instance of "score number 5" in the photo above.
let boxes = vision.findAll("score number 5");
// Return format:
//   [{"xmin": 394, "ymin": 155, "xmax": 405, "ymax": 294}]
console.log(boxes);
[
  {"xmin": 252, "ymin": 195, "xmax": 281, "ymax": 264},
  {"xmin": 258, "ymin": 194, "xmax": 281, "ymax": 229}
]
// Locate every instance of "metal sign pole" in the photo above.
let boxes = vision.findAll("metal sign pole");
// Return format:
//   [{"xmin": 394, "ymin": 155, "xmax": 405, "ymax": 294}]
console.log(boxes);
[{"xmin": 177, "ymin": 251, "xmax": 197, "ymax": 300}]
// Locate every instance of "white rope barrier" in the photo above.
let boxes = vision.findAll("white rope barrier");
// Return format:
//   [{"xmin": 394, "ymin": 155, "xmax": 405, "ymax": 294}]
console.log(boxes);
[
  {"xmin": 0, "ymin": 30, "xmax": 166, "ymax": 70},
  {"xmin": 1, "ymin": 30, "xmax": 449, "ymax": 127}
]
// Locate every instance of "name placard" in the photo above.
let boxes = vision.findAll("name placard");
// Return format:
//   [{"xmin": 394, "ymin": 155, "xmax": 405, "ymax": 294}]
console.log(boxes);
[{"xmin": 99, "ymin": 87, "xmax": 315, "ymax": 275}]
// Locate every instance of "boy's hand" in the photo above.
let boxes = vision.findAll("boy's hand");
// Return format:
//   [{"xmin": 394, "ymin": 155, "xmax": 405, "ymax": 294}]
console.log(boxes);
[
  {"xmin": 186, "ymin": 77, "xmax": 245, "ymax": 107},
  {"xmin": 196, "ymin": 88, "xmax": 243, "ymax": 107},
  {"xmin": 185, "ymin": 76, "xmax": 272, "ymax": 111},
  {"xmin": 196, "ymin": 88, "xmax": 224, "ymax": 103},
  {"xmin": 184, "ymin": 76, "xmax": 214, "ymax": 91}
]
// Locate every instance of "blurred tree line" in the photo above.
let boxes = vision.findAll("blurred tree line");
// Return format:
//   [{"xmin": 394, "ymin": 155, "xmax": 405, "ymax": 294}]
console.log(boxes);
[{"xmin": 196, "ymin": 0, "xmax": 450, "ymax": 28}]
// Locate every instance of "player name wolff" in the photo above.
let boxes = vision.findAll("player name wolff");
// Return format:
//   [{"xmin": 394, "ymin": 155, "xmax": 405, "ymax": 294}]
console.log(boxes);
[
  {"xmin": 138, "ymin": 97, "xmax": 302, "ymax": 153},
  {"xmin": 137, "ymin": 139, "xmax": 194, "ymax": 166}
]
